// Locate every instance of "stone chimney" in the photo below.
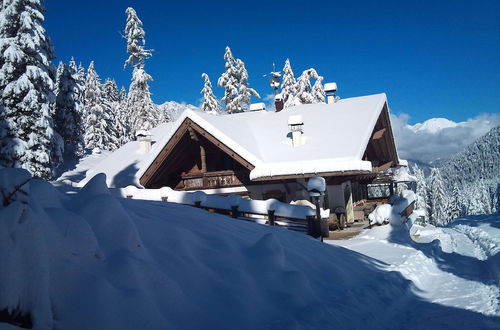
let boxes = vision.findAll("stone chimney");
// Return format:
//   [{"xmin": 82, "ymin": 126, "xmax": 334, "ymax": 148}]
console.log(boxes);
[
  {"xmin": 135, "ymin": 130, "xmax": 152, "ymax": 154},
  {"xmin": 275, "ymin": 93, "xmax": 284, "ymax": 112},
  {"xmin": 324, "ymin": 82, "xmax": 338, "ymax": 104},
  {"xmin": 288, "ymin": 115, "xmax": 304, "ymax": 147}
]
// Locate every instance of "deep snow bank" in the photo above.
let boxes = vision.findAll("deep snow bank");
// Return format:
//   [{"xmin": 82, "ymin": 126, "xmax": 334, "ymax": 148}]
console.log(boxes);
[{"xmin": 1, "ymin": 169, "xmax": 499, "ymax": 329}]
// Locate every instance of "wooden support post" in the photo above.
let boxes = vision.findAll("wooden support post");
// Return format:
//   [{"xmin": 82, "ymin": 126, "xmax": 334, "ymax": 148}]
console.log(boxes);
[
  {"xmin": 200, "ymin": 144, "xmax": 207, "ymax": 173},
  {"xmin": 268, "ymin": 210, "xmax": 275, "ymax": 226},
  {"xmin": 231, "ymin": 205, "xmax": 239, "ymax": 218}
]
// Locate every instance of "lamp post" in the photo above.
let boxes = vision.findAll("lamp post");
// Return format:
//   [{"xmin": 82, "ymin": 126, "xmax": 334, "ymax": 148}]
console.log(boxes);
[{"xmin": 307, "ymin": 177, "xmax": 328, "ymax": 240}]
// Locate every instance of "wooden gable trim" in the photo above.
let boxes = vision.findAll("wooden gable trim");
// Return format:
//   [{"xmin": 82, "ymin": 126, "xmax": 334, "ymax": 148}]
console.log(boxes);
[
  {"xmin": 140, "ymin": 118, "xmax": 255, "ymax": 187},
  {"xmin": 251, "ymin": 169, "xmax": 372, "ymax": 182},
  {"xmin": 380, "ymin": 104, "xmax": 399, "ymax": 165},
  {"xmin": 363, "ymin": 102, "xmax": 399, "ymax": 171}
]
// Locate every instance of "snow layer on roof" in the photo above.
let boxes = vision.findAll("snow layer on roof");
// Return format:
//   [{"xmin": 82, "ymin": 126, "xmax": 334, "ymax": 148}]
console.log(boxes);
[
  {"xmin": 78, "ymin": 122, "xmax": 176, "ymax": 188},
  {"xmin": 140, "ymin": 93, "xmax": 386, "ymax": 181}
]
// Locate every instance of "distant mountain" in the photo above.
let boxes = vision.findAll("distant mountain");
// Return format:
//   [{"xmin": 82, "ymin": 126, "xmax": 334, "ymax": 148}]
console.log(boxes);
[
  {"xmin": 157, "ymin": 101, "xmax": 197, "ymax": 122},
  {"xmin": 408, "ymin": 118, "xmax": 459, "ymax": 134},
  {"xmin": 439, "ymin": 125, "xmax": 500, "ymax": 183}
]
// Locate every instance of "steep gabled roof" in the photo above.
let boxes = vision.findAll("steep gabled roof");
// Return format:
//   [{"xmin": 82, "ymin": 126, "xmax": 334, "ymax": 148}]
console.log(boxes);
[{"xmin": 138, "ymin": 93, "xmax": 397, "ymax": 183}]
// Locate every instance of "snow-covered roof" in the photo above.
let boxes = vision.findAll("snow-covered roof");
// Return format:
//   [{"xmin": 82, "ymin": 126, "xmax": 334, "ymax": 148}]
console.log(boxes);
[
  {"xmin": 249, "ymin": 102, "xmax": 266, "ymax": 111},
  {"xmin": 82, "ymin": 93, "xmax": 393, "ymax": 187},
  {"xmin": 79, "ymin": 122, "xmax": 176, "ymax": 187}
]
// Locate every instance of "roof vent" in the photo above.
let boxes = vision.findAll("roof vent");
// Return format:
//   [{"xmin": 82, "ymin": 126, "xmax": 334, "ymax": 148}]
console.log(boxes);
[
  {"xmin": 135, "ymin": 130, "xmax": 152, "ymax": 154},
  {"xmin": 249, "ymin": 102, "xmax": 266, "ymax": 112},
  {"xmin": 288, "ymin": 115, "xmax": 304, "ymax": 147},
  {"xmin": 324, "ymin": 82, "xmax": 339, "ymax": 104}
]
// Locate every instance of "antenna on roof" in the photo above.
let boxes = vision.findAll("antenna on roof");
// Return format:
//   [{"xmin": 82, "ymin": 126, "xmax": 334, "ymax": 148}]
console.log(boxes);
[{"xmin": 263, "ymin": 63, "xmax": 281, "ymax": 95}]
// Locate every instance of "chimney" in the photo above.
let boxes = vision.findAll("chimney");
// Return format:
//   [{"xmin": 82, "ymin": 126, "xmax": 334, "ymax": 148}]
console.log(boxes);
[
  {"xmin": 324, "ymin": 82, "xmax": 338, "ymax": 104},
  {"xmin": 135, "ymin": 130, "xmax": 152, "ymax": 154},
  {"xmin": 288, "ymin": 115, "xmax": 304, "ymax": 147},
  {"xmin": 275, "ymin": 93, "xmax": 284, "ymax": 112}
]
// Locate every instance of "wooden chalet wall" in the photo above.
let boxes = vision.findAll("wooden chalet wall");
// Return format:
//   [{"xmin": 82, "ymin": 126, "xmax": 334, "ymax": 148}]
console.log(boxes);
[{"xmin": 140, "ymin": 118, "xmax": 253, "ymax": 189}]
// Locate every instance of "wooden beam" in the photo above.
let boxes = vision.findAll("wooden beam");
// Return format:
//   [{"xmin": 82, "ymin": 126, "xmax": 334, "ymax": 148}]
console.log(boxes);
[
  {"xmin": 251, "ymin": 169, "xmax": 372, "ymax": 182},
  {"xmin": 373, "ymin": 161, "xmax": 393, "ymax": 173},
  {"xmin": 372, "ymin": 128, "xmax": 386, "ymax": 140}
]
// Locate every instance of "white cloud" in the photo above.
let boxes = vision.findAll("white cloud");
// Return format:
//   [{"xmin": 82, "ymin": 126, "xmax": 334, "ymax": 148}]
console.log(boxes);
[{"xmin": 391, "ymin": 113, "xmax": 500, "ymax": 164}]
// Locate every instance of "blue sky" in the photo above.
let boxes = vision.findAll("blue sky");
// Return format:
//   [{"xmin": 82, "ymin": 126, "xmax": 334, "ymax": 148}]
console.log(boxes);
[{"xmin": 44, "ymin": 0, "xmax": 499, "ymax": 123}]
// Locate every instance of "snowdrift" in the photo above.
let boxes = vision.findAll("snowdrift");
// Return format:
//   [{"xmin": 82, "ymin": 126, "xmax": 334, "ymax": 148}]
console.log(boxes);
[{"xmin": 1, "ymin": 169, "xmax": 498, "ymax": 329}]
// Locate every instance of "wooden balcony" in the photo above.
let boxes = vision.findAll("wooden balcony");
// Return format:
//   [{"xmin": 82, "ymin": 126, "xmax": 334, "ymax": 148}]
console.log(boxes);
[{"xmin": 178, "ymin": 170, "xmax": 246, "ymax": 190}]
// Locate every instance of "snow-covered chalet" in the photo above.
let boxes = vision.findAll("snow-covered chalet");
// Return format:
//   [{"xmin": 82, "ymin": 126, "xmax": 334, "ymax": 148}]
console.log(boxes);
[{"xmin": 80, "ymin": 93, "xmax": 404, "ymax": 221}]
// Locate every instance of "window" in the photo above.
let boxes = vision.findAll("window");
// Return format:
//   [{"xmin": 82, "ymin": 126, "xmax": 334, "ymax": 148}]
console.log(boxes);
[{"xmin": 367, "ymin": 183, "xmax": 391, "ymax": 199}]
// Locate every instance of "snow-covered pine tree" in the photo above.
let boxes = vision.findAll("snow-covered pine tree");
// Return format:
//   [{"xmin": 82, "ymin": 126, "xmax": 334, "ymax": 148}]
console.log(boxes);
[
  {"xmin": 281, "ymin": 59, "xmax": 300, "ymax": 108},
  {"xmin": 83, "ymin": 62, "xmax": 119, "ymax": 151},
  {"xmin": 428, "ymin": 167, "xmax": 448, "ymax": 225},
  {"xmin": 448, "ymin": 183, "xmax": 462, "ymax": 221},
  {"xmin": 231, "ymin": 58, "xmax": 260, "ymax": 112},
  {"xmin": 102, "ymin": 78, "xmax": 119, "ymax": 102},
  {"xmin": 102, "ymin": 78, "xmax": 127, "ymax": 146},
  {"xmin": 123, "ymin": 7, "xmax": 159, "ymax": 133},
  {"xmin": 54, "ymin": 61, "xmax": 85, "ymax": 156},
  {"xmin": 296, "ymin": 68, "xmax": 318, "ymax": 104},
  {"xmin": 217, "ymin": 47, "xmax": 260, "ymax": 113},
  {"xmin": 311, "ymin": 76, "xmax": 326, "ymax": 103},
  {"xmin": 218, "ymin": 46, "xmax": 238, "ymax": 113},
  {"xmin": 412, "ymin": 164, "xmax": 430, "ymax": 217},
  {"xmin": 200, "ymin": 73, "xmax": 220, "ymax": 114},
  {"xmin": 118, "ymin": 86, "xmax": 127, "ymax": 102},
  {"xmin": 0, "ymin": 0, "xmax": 62, "ymax": 179}
]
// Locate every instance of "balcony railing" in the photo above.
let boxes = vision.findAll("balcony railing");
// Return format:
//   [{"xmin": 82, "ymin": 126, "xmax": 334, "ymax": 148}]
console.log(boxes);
[{"xmin": 179, "ymin": 170, "xmax": 246, "ymax": 190}]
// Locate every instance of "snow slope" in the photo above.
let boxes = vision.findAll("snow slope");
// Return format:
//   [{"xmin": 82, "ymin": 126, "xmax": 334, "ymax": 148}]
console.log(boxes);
[
  {"xmin": 329, "ymin": 216, "xmax": 500, "ymax": 316},
  {"xmin": 1, "ymin": 169, "xmax": 499, "ymax": 329}
]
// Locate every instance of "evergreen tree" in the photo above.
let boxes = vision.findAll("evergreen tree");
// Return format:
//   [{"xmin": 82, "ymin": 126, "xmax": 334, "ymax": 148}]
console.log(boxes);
[
  {"xmin": 217, "ymin": 47, "xmax": 260, "ymax": 113},
  {"xmin": 231, "ymin": 58, "xmax": 260, "ymax": 112},
  {"xmin": 118, "ymin": 86, "xmax": 127, "ymax": 102},
  {"xmin": 102, "ymin": 78, "xmax": 127, "ymax": 145},
  {"xmin": 311, "ymin": 76, "xmax": 326, "ymax": 103},
  {"xmin": 412, "ymin": 164, "xmax": 430, "ymax": 217},
  {"xmin": 102, "ymin": 78, "xmax": 119, "ymax": 102},
  {"xmin": 54, "ymin": 61, "xmax": 85, "ymax": 156},
  {"xmin": 0, "ymin": 0, "xmax": 61, "ymax": 179},
  {"xmin": 123, "ymin": 7, "xmax": 159, "ymax": 133},
  {"xmin": 218, "ymin": 46, "xmax": 238, "ymax": 113},
  {"xmin": 83, "ymin": 62, "xmax": 119, "ymax": 151},
  {"xmin": 200, "ymin": 73, "xmax": 220, "ymax": 114},
  {"xmin": 296, "ymin": 68, "xmax": 318, "ymax": 104},
  {"xmin": 429, "ymin": 168, "xmax": 447, "ymax": 225},
  {"xmin": 124, "ymin": 7, "xmax": 152, "ymax": 69},
  {"xmin": 448, "ymin": 183, "xmax": 462, "ymax": 221},
  {"xmin": 281, "ymin": 59, "xmax": 300, "ymax": 108}
]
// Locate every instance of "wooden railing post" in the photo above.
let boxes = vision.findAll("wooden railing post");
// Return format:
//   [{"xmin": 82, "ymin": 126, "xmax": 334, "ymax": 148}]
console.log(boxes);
[
  {"xmin": 231, "ymin": 205, "xmax": 239, "ymax": 218},
  {"xmin": 268, "ymin": 210, "xmax": 276, "ymax": 226}
]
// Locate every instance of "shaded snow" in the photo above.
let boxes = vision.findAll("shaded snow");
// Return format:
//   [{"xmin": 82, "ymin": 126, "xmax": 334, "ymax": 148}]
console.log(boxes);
[
  {"xmin": 1, "ymin": 169, "xmax": 499, "ymax": 329},
  {"xmin": 329, "ymin": 215, "xmax": 500, "ymax": 317}
]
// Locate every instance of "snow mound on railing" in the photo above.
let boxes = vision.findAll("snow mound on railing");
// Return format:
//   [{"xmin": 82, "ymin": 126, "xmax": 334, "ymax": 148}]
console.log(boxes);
[
  {"xmin": 117, "ymin": 185, "xmax": 316, "ymax": 219},
  {"xmin": 368, "ymin": 190, "xmax": 416, "ymax": 226}
]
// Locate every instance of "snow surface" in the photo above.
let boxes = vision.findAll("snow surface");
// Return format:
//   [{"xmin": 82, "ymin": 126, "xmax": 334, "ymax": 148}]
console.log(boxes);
[
  {"xmin": 75, "ymin": 93, "xmax": 390, "ymax": 187},
  {"xmin": 330, "ymin": 216, "xmax": 500, "ymax": 318},
  {"xmin": 409, "ymin": 117, "xmax": 458, "ymax": 134},
  {"xmin": 75, "ymin": 122, "xmax": 175, "ymax": 187},
  {"xmin": 2, "ymin": 169, "xmax": 499, "ymax": 329}
]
